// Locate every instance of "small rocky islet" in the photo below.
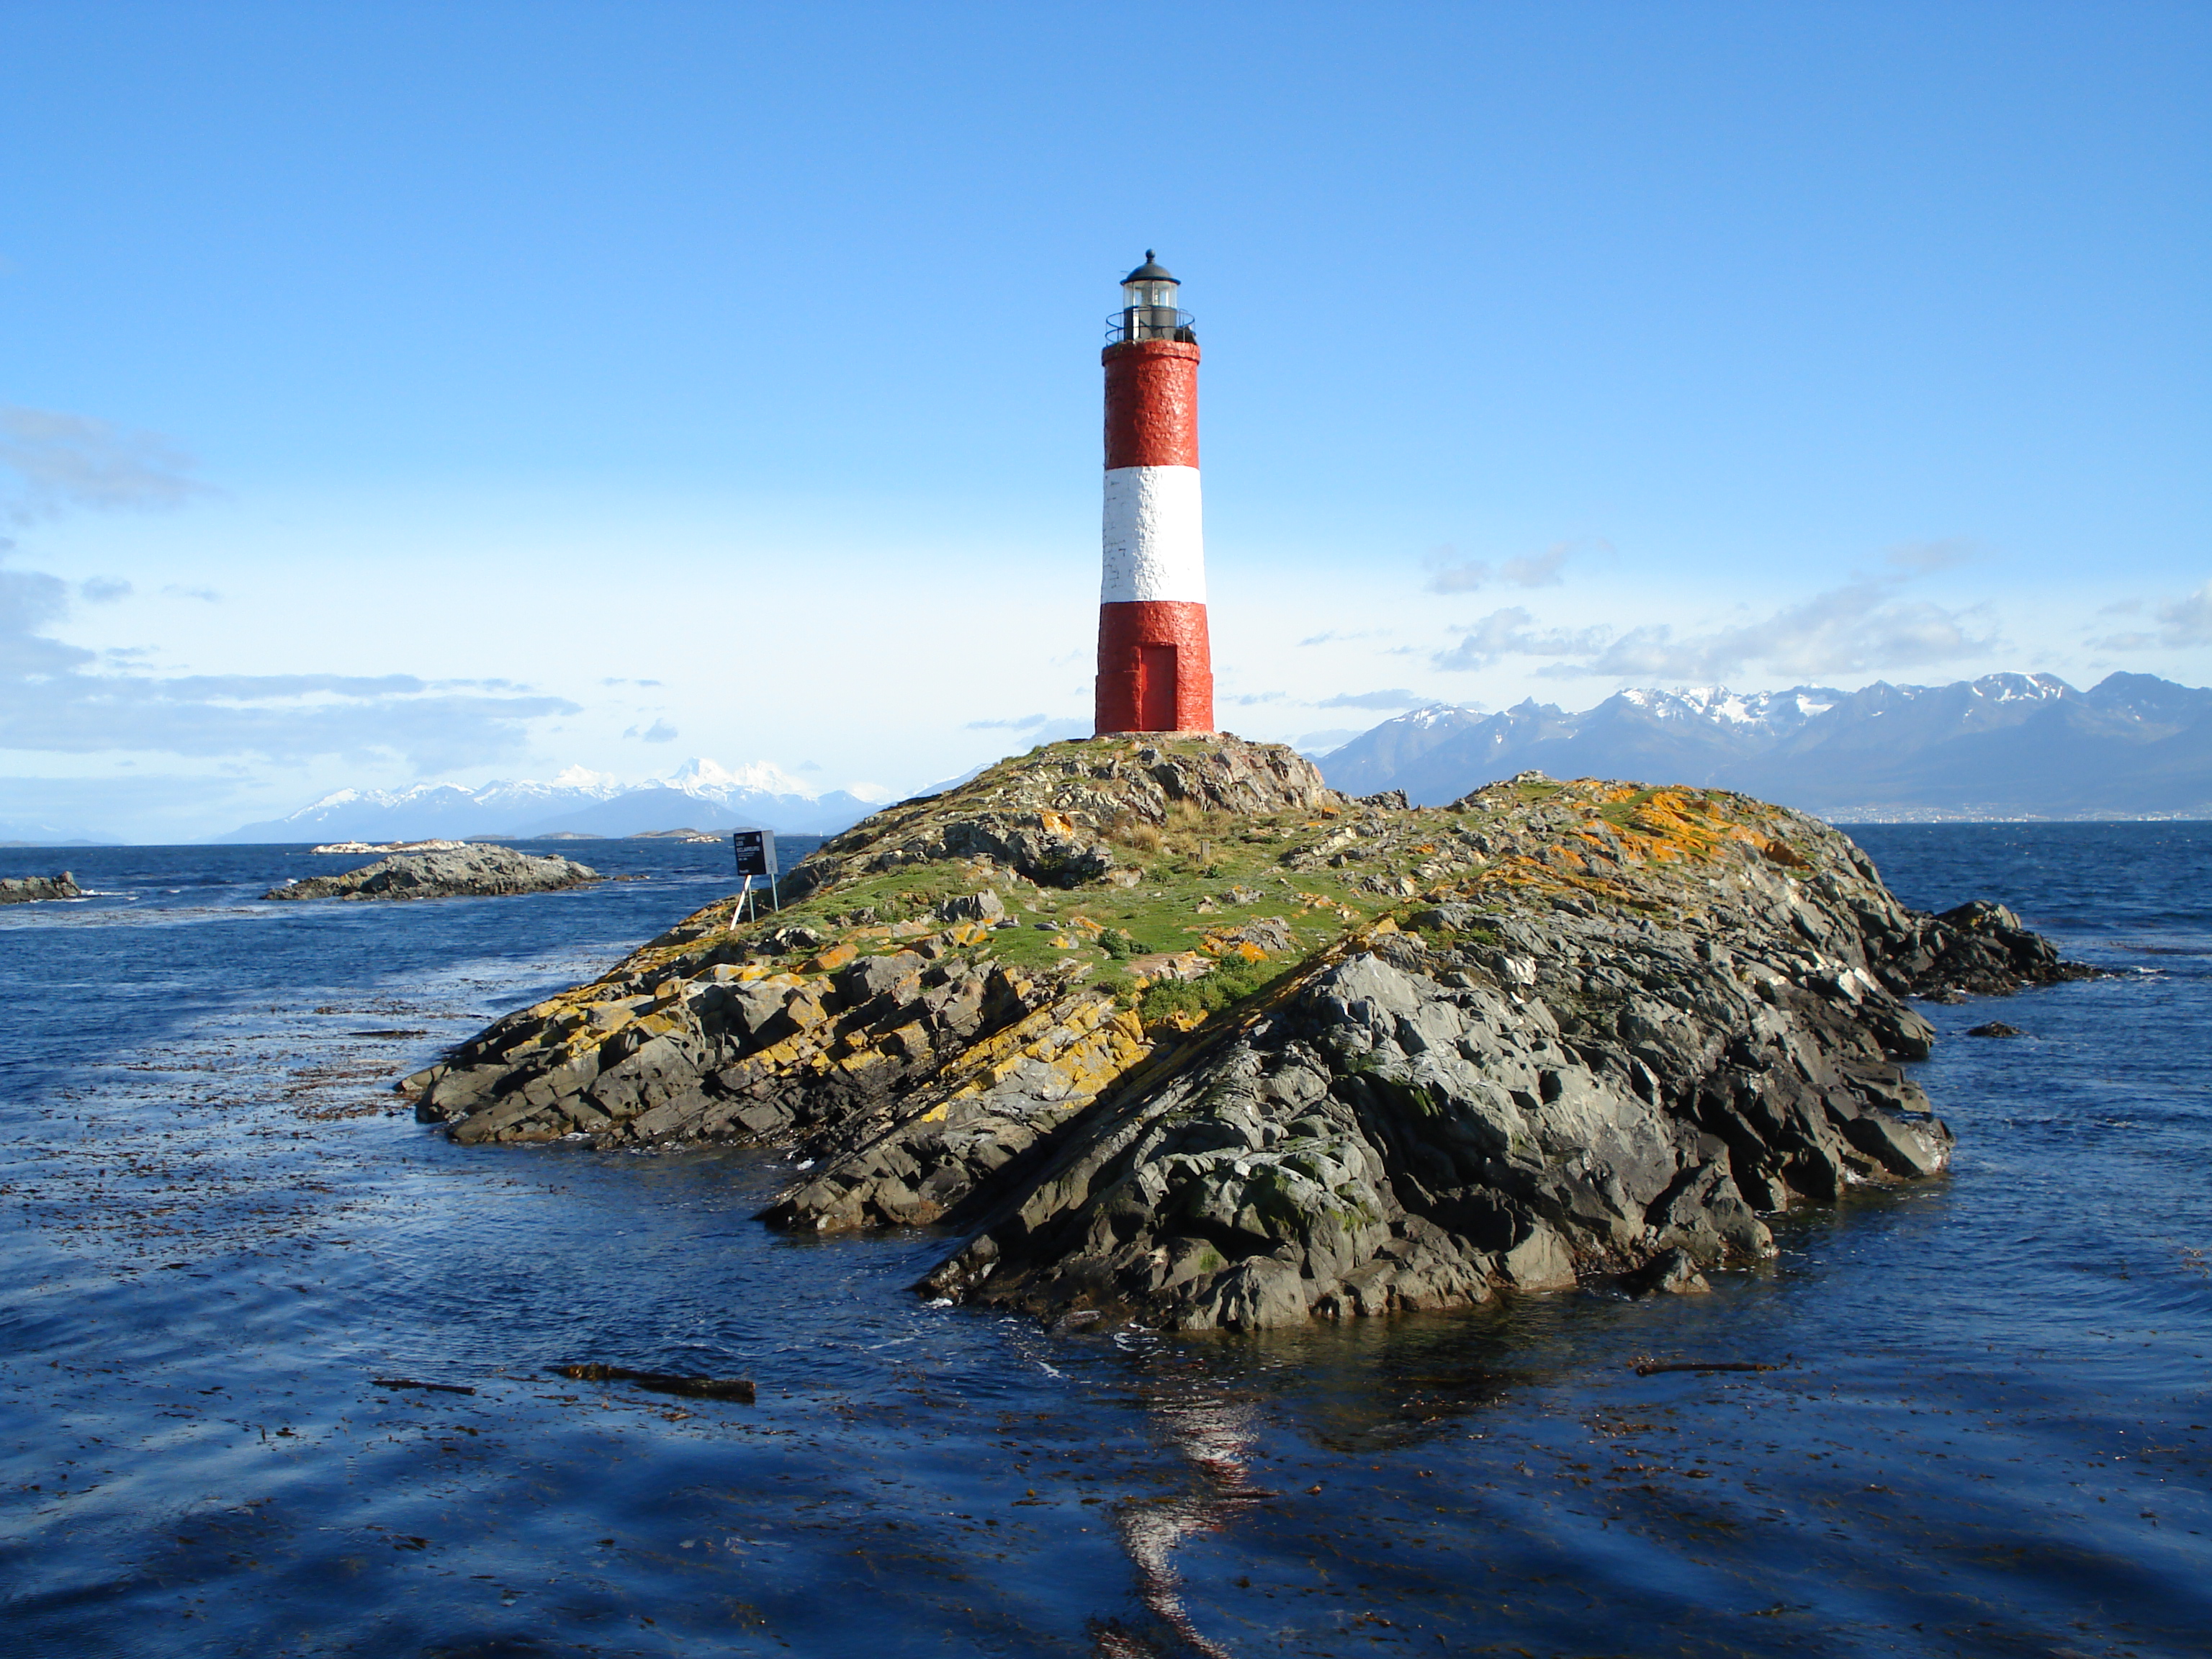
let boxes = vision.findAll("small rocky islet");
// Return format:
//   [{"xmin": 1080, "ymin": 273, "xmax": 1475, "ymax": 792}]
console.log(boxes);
[
  {"xmin": 400, "ymin": 734, "xmax": 2088, "ymax": 1331},
  {"xmin": 0, "ymin": 872, "xmax": 82, "ymax": 904},
  {"xmin": 264, "ymin": 845, "xmax": 601, "ymax": 902}
]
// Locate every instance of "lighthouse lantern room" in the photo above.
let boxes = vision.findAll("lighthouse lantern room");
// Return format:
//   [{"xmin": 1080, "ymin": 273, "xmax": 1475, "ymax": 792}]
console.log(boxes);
[
  {"xmin": 1117, "ymin": 256, "xmax": 1195, "ymax": 343},
  {"xmin": 1095, "ymin": 253, "xmax": 1214, "ymax": 735}
]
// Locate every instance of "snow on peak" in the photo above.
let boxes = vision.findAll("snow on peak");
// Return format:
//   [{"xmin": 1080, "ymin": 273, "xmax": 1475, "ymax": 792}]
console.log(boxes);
[
  {"xmin": 1616, "ymin": 684, "xmax": 1842, "ymax": 732},
  {"xmin": 1622, "ymin": 685, "xmax": 1750, "ymax": 722},
  {"xmin": 1972, "ymin": 673, "xmax": 2073, "ymax": 703},
  {"xmin": 549, "ymin": 764, "xmax": 622, "ymax": 791},
  {"xmin": 1777, "ymin": 686, "xmax": 1842, "ymax": 719},
  {"xmin": 662, "ymin": 756, "xmax": 818, "ymax": 801},
  {"xmin": 1403, "ymin": 703, "xmax": 1482, "ymax": 729}
]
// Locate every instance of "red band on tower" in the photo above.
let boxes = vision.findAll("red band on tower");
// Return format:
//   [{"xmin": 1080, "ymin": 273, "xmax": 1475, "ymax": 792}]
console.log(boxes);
[
  {"xmin": 1096, "ymin": 601, "xmax": 1214, "ymax": 735},
  {"xmin": 1102, "ymin": 340, "xmax": 1200, "ymax": 469}
]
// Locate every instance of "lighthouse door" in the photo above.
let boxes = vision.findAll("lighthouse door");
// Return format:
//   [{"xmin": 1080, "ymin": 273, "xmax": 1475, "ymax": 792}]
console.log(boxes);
[{"xmin": 1138, "ymin": 644, "xmax": 1178, "ymax": 731}]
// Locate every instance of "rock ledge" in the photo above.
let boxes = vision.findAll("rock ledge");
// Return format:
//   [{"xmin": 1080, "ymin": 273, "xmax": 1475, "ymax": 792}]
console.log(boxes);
[
  {"xmin": 266, "ymin": 847, "xmax": 599, "ymax": 903},
  {"xmin": 400, "ymin": 734, "xmax": 2090, "ymax": 1330},
  {"xmin": 0, "ymin": 872, "xmax": 81, "ymax": 904}
]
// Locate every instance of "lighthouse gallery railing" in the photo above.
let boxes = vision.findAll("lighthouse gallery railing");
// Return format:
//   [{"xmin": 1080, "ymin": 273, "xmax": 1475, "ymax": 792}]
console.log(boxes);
[{"xmin": 1105, "ymin": 308, "xmax": 1197, "ymax": 345}]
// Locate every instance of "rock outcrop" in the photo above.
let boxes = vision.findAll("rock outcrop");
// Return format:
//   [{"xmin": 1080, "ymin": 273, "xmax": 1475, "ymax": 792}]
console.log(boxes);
[
  {"xmin": 400, "ymin": 734, "xmax": 2090, "ymax": 1329},
  {"xmin": 266, "ymin": 847, "xmax": 599, "ymax": 903},
  {"xmin": 0, "ymin": 871, "xmax": 81, "ymax": 904}
]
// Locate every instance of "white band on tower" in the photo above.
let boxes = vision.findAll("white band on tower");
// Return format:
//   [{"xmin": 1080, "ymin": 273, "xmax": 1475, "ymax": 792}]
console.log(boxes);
[{"xmin": 1100, "ymin": 465, "xmax": 1206, "ymax": 605}]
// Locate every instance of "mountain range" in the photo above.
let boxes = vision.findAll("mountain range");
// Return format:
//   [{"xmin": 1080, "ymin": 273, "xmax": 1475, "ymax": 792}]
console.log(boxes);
[
  {"xmin": 1317, "ymin": 672, "xmax": 2212, "ymax": 819},
  {"xmin": 220, "ymin": 758, "xmax": 884, "ymax": 844}
]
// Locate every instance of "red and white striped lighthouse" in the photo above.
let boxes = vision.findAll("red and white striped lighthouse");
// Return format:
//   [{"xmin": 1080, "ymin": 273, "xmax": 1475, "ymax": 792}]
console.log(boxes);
[{"xmin": 1095, "ymin": 253, "xmax": 1214, "ymax": 735}]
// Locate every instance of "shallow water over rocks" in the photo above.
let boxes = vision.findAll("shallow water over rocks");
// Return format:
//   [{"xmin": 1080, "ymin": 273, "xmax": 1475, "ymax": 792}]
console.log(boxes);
[{"xmin": 1, "ymin": 827, "xmax": 2206, "ymax": 1656}]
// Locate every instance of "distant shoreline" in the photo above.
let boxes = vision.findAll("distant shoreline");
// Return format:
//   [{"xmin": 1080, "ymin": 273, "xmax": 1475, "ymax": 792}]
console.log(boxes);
[{"xmin": 9, "ymin": 817, "xmax": 2212, "ymax": 849}]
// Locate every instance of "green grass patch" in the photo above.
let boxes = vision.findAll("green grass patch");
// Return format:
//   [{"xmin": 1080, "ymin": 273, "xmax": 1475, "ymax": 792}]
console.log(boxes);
[
  {"xmin": 1134, "ymin": 951, "xmax": 1297, "ymax": 1028},
  {"xmin": 1596, "ymin": 788, "xmax": 1662, "ymax": 829},
  {"xmin": 1092, "ymin": 968, "xmax": 1138, "ymax": 1004},
  {"xmin": 722, "ymin": 751, "xmax": 1470, "ymax": 987}
]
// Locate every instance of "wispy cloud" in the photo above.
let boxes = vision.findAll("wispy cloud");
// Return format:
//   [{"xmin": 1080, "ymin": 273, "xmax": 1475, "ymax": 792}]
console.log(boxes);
[
  {"xmin": 1315, "ymin": 688, "xmax": 1426, "ymax": 710},
  {"xmin": 0, "ymin": 406, "xmax": 574, "ymax": 774},
  {"xmin": 965, "ymin": 714, "xmax": 1092, "ymax": 745},
  {"xmin": 1552, "ymin": 580, "xmax": 1995, "ymax": 679},
  {"xmin": 1298, "ymin": 629, "xmax": 1385, "ymax": 647},
  {"xmin": 624, "ymin": 718, "xmax": 679, "ymax": 742},
  {"xmin": 1434, "ymin": 608, "xmax": 1609, "ymax": 671},
  {"xmin": 1294, "ymin": 727, "xmax": 1363, "ymax": 753},
  {"xmin": 2091, "ymin": 580, "xmax": 2212, "ymax": 651},
  {"xmin": 1884, "ymin": 537, "xmax": 1978, "ymax": 575},
  {"xmin": 1434, "ymin": 563, "xmax": 1997, "ymax": 680},
  {"xmin": 0, "ymin": 404, "xmax": 208, "ymax": 522},
  {"xmin": 1424, "ymin": 540, "xmax": 1583, "ymax": 595},
  {"xmin": 1, "ymin": 559, "xmax": 83, "ymax": 677},
  {"xmin": 1, "ymin": 548, "xmax": 575, "ymax": 768}
]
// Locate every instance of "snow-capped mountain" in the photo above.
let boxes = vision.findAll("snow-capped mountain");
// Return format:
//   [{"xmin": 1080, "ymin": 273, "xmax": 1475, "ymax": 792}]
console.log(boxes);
[
  {"xmin": 221, "ymin": 758, "xmax": 885, "ymax": 843},
  {"xmin": 1322, "ymin": 685, "xmax": 1845, "ymax": 799},
  {"xmin": 1615, "ymin": 685, "xmax": 1842, "ymax": 732},
  {"xmin": 1320, "ymin": 673, "xmax": 2212, "ymax": 819}
]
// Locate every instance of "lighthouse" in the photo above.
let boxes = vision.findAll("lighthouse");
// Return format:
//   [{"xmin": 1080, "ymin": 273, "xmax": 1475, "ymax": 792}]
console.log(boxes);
[{"xmin": 1095, "ymin": 253, "xmax": 1215, "ymax": 735}]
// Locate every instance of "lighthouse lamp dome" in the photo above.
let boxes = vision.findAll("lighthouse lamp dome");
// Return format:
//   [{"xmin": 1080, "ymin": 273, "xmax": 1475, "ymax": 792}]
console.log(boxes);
[{"xmin": 1113, "ymin": 252, "xmax": 1195, "ymax": 343}]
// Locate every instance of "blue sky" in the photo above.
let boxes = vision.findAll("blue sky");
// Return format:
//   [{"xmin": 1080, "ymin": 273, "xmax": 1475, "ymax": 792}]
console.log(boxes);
[{"xmin": 1, "ymin": 1, "xmax": 2206, "ymax": 839}]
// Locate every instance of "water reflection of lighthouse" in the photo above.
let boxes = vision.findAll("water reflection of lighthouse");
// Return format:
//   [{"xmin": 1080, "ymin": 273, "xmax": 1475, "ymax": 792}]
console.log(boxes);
[{"xmin": 1094, "ymin": 253, "xmax": 1215, "ymax": 736}]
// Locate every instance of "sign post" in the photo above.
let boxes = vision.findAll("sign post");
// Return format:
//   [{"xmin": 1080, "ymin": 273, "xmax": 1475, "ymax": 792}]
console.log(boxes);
[{"xmin": 732, "ymin": 829, "xmax": 778, "ymax": 927}]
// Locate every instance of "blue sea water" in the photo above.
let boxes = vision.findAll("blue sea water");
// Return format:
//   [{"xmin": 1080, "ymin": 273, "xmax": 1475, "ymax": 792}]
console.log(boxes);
[{"xmin": 0, "ymin": 826, "xmax": 2205, "ymax": 1658}]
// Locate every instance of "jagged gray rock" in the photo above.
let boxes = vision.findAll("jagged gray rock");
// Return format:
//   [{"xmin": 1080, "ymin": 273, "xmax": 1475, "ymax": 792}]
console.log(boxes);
[
  {"xmin": 264, "ymin": 846, "xmax": 599, "ymax": 902},
  {"xmin": 0, "ymin": 872, "xmax": 81, "ymax": 904},
  {"xmin": 395, "ymin": 738, "xmax": 2092, "ymax": 1333}
]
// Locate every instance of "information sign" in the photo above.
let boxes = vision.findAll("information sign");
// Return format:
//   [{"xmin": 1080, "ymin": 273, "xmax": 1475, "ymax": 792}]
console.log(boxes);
[{"xmin": 732, "ymin": 829, "xmax": 778, "ymax": 878}]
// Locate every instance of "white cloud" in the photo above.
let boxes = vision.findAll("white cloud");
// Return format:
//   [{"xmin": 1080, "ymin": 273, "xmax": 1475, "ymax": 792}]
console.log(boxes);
[
  {"xmin": 1884, "ymin": 537, "xmax": 1978, "ymax": 575},
  {"xmin": 1315, "ymin": 688, "xmax": 1425, "ymax": 710},
  {"xmin": 1297, "ymin": 629, "xmax": 1386, "ymax": 647},
  {"xmin": 1293, "ymin": 727, "xmax": 1363, "ymax": 754},
  {"xmin": 0, "ymin": 415, "xmax": 577, "ymax": 773},
  {"xmin": 1424, "ymin": 540, "xmax": 1581, "ymax": 595},
  {"xmin": 0, "ymin": 404, "xmax": 207, "ymax": 522},
  {"xmin": 1, "ymin": 547, "xmax": 575, "ymax": 768},
  {"xmin": 1557, "ymin": 580, "xmax": 1998, "ymax": 680},
  {"xmin": 2091, "ymin": 580, "xmax": 2212, "ymax": 650},
  {"xmin": 1424, "ymin": 557, "xmax": 1491, "ymax": 595},
  {"xmin": 1, "ymin": 560, "xmax": 80, "ymax": 678},
  {"xmin": 1434, "ymin": 567, "xmax": 1998, "ymax": 680},
  {"xmin": 1433, "ymin": 607, "xmax": 1609, "ymax": 671}
]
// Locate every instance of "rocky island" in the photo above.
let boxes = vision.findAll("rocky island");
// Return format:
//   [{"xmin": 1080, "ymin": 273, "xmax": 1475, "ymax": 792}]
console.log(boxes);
[
  {"xmin": 400, "ymin": 735, "xmax": 2086, "ymax": 1329},
  {"xmin": 266, "ymin": 846, "xmax": 599, "ymax": 902},
  {"xmin": 0, "ymin": 872, "xmax": 82, "ymax": 904}
]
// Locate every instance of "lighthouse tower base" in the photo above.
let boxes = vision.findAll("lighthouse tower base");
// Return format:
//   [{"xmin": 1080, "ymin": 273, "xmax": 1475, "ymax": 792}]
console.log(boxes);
[{"xmin": 1095, "ymin": 599, "xmax": 1214, "ymax": 734}]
